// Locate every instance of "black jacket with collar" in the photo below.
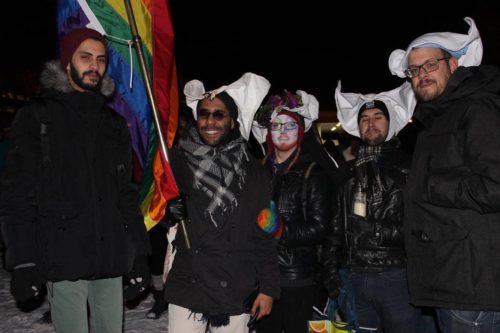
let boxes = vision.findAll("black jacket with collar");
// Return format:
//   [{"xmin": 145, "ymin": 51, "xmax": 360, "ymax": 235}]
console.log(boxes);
[
  {"xmin": 165, "ymin": 135, "xmax": 280, "ymax": 316},
  {"xmin": 269, "ymin": 151, "xmax": 332, "ymax": 287},
  {"xmin": 322, "ymin": 140, "xmax": 409, "ymax": 298},
  {"xmin": 404, "ymin": 65, "xmax": 500, "ymax": 310},
  {"xmin": 0, "ymin": 61, "xmax": 149, "ymax": 281}
]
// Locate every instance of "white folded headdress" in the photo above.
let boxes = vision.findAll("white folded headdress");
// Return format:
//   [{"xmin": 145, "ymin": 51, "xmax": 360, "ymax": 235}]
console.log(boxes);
[
  {"xmin": 183, "ymin": 72, "xmax": 271, "ymax": 140},
  {"xmin": 389, "ymin": 17, "xmax": 483, "ymax": 78},
  {"xmin": 251, "ymin": 90, "xmax": 319, "ymax": 144},
  {"xmin": 335, "ymin": 81, "xmax": 416, "ymax": 140}
]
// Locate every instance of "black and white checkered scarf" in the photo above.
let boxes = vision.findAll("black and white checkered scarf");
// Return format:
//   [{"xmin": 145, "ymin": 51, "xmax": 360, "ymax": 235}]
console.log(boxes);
[
  {"xmin": 178, "ymin": 127, "xmax": 249, "ymax": 226},
  {"xmin": 354, "ymin": 139, "xmax": 401, "ymax": 207}
]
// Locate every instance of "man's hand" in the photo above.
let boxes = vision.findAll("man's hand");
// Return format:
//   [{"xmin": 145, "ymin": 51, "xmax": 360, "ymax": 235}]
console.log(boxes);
[
  {"xmin": 166, "ymin": 196, "xmax": 188, "ymax": 226},
  {"xmin": 251, "ymin": 293, "xmax": 273, "ymax": 320},
  {"xmin": 11, "ymin": 265, "xmax": 45, "ymax": 302},
  {"xmin": 123, "ymin": 256, "xmax": 150, "ymax": 301}
]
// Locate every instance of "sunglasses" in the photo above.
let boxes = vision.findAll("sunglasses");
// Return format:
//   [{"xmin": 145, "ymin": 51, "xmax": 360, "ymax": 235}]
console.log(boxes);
[{"xmin": 197, "ymin": 109, "xmax": 229, "ymax": 121}]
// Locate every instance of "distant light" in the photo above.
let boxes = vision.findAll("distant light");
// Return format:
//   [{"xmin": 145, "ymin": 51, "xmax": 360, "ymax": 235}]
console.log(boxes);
[{"xmin": 330, "ymin": 126, "xmax": 337, "ymax": 131}]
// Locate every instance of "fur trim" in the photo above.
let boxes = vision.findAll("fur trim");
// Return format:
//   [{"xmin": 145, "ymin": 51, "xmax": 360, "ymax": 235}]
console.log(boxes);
[{"xmin": 40, "ymin": 60, "xmax": 115, "ymax": 97}]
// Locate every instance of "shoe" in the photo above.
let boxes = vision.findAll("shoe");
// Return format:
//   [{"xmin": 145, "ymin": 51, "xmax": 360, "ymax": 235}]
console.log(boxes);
[{"xmin": 146, "ymin": 289, "xmax": 167, "ymax": 319}]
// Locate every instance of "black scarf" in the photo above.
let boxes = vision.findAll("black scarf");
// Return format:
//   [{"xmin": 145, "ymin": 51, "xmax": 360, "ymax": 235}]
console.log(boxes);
[
  {"xmin": 178, "ymin": 127, "xmax": 249, "ymax": 226},
  {"xmin": 354, "ymin": 138, "xmax": 401, "ymax": 208}
]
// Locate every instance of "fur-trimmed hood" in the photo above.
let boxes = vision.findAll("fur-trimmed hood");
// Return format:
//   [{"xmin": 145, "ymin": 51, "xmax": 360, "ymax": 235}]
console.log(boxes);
[{"xmin": 39, "ymin": 60, "xmax": 115, "ymax": 97}]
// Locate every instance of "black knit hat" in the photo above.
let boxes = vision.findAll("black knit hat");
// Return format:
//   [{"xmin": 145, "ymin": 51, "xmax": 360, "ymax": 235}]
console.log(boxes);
[{"xmin": 357, "ymin": 100, "xmax": 390, "ymax": 123}]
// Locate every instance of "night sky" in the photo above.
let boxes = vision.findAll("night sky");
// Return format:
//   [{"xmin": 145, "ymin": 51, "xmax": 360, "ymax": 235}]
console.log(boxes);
[{"xmin": 2, "ymin": 1, "xmax": 500, "ymax": 112}]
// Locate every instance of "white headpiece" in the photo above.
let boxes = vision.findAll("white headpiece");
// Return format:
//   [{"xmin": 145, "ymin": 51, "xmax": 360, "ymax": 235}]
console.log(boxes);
[
  {"xmin": 389, "ymin": 17, "xmax": 483, "ymax": 78},
  {"xmin": 335, "ymin": 81, "xmax": 416, "ymax": 141},
  {"xmin": 251, "ymin": 90, "xmax": 319, "ymax": 144},
  {"xmin": 184, "ymin": 72, "xmax": 271, "ymax": 140}
]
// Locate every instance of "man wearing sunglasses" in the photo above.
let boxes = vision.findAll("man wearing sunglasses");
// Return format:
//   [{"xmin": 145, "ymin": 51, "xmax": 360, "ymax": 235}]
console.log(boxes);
[
  {"xmin": 389, "ymin": 17, "xmax": 500, "ymax": 332},
  {"xmin": 164, "ymin": 73, "xmax": 280, "ymax": 333}
]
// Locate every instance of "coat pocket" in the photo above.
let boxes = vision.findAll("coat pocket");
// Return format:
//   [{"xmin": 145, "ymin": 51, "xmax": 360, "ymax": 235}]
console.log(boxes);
[{"xmin": 411, "ymin": 222, "xmax": 473, "ymax": 297}]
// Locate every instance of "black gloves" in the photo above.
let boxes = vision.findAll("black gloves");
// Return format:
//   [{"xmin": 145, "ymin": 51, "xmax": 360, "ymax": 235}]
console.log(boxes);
[
  {"xmin": 124, "ymin": 256, "xmax": 151, "ymax": 301},
  {"xmin": 11, "ymin": 266, "xmax": 45, "ymax": 302},
  {"xmin": 166, "ymin": 196, "xmax": 188, "ymax": 227}
]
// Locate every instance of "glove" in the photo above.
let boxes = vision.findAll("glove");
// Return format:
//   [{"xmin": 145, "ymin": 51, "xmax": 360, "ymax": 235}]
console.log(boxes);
[
  {"xmin": 166, "ymin": 196, "xmax": 188, "ymax": 227},
  {"xmin": 11, "ymin": 266, "xmax": 45, "ymax": 302},
  {"xmin": 124, "ymin": 256, "xmax": 150, "ymax": 301}
]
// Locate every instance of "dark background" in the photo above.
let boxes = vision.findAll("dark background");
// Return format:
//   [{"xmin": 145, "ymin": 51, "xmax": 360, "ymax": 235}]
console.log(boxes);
[{"xmin": 1, "ymin": 1, "xmax": 499, "ymax": 112}]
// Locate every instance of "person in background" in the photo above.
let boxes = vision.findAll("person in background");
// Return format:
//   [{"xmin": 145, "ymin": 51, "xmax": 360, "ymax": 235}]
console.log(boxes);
[
  {"xmin": 322, "ymin": 82, "xmax": 435, "ymax": 332},
  {"xmin": 251, "ymin": 90, "xmax": 332, "ymax": 333},
  {"xmin": 164, "ymin": 73, "xmax": 280, "ymax": 332},
  {"xmin": 389, "ymin": 16, "xmax": 500, "ymax": 332},
  {"xmin": 0, "ymin": 27, "xmax": 150, "ymax": 333}
]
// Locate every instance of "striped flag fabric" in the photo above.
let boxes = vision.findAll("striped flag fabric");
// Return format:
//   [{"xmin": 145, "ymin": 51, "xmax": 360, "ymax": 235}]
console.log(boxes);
[{"xmin": 57, "ymin": 0, "xmax": 179, "ymax": 230}]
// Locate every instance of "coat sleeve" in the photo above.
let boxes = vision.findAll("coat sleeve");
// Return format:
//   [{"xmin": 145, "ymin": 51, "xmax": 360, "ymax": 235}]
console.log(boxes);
[
  {"xmin": 0, "ymin": 105, "xmax": 40, "ymax": 269},
  {"xmin": 427, "ymin": 99, "xmax": 500, "ymax": 213},
  {"xmin": 321, "ymin": 186, "xmax": 342, "ymax": 299},
  {"xmin": 114, "ymin": 115, "xmax": 150, "ymax": 257},
  {"xmin": 280, "ymin": 167, "xmax": 332, "ymax": 247},
  {"xmin": 253, "ymin": 170, "xmax": 281, "ymax": 300}
]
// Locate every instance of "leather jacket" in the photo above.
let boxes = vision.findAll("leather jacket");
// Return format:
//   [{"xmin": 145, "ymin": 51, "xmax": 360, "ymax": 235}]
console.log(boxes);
[
  {"xmin": 322, "ymin": 140, "xmax": 409, "ymax": 296},
  {"xmin": 270, "ymin": 151, "xmax": 332, "ymax": 287}
]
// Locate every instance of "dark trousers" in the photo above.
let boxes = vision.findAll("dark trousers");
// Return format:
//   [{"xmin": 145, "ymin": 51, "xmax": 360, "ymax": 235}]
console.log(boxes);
[
  {"xmin": 437, "ymin": 308, "xmax": 500, "ymax": 333},
  {"xmin": 149, "ymin": 224, "xmax": 168, "ymax": 276},
  {"xmin": 255, "ymin": 285, "xmax": 314, "ymax": 333},
  {"xmin": 340, "ymin": 268, "xmax": 436, "ymax": 333}
]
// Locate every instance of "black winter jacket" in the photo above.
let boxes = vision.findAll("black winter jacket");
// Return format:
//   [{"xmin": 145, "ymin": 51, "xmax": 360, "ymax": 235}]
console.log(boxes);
[
  {"xmin": 322, "ymin": 140, "xmax": 409, "ymax": 297},
  {"xmin": 165, "ymin": 139, "xmax": 280, "ymax": 316},
  {"xmin": 405, "ymin": 65, "xmax": 500, "ymax": 311},
  {"xmin": 269, "ymin": 151, "xmax": 332, "ymax": 287},
  {"xmin": 0, "ymin": 61, "xmax": 149, "ymax": 281}
]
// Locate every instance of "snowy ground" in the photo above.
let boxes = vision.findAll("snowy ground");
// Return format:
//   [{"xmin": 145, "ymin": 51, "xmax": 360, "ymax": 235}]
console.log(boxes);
[{"xmin": 0, "ymin": 253, "xmax": 168, "ymax": 333}]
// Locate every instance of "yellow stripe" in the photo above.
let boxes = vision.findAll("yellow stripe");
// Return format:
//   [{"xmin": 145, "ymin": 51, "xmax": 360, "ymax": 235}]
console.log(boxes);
[{"xmin": 106, "ymin": 0, "xmax": 152, "ymax": 54}]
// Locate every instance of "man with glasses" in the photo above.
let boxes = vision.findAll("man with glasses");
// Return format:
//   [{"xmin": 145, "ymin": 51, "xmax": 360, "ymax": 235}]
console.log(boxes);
[
  {"xmin": 250, "ymin": 90, "xmax": 332, "ymax": 333},
  {"xmin": 389, "ymin": 17, "xmax": 500, "ymax": 332},
  {"xmin": 164, "ymin": 73, "xmax": 280, "ymax": 333},
  {"xmin": 323, "ymin": 82, "xmax": 434, "ymax": 332}
]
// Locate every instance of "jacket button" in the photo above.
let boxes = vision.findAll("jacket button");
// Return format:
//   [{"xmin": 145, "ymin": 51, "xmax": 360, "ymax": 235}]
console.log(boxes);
[{"xmin": 220, "ymin": 281, "xmax": 227, "ymax": 288}]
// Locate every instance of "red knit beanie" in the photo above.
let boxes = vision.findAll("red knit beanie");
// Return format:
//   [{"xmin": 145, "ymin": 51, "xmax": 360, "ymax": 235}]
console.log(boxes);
[{"xmin": 60, "ymin": 28, "xmax": 108, "ymax": 68}]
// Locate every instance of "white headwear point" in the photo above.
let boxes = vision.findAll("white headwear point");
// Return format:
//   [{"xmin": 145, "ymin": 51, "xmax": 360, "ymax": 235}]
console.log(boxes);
[
  {"xmin": 183, "ymin": 73, "xmax": 271, "ymax": 140},
  {"xmin": 389, "ymin": 17, "xmax": 483, "ymax": 78},
  {"xmin": 335, "ymin": 81, "xmax": 416, "ymax": 141},
  {"xmin": 251, "ymin": 90, "xmax": 319, "ymax": 144}
]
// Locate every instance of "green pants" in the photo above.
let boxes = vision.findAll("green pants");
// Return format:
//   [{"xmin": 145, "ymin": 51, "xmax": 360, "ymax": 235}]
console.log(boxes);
[{"xmin": 47, "ymin": 277, "xmax": 123, "ymax": 333}]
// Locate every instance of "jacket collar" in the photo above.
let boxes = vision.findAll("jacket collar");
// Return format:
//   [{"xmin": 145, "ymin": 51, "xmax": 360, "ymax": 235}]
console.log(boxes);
[{"xmin": 39, "ymin": 60, "xmax": 115, "ymax": 98}]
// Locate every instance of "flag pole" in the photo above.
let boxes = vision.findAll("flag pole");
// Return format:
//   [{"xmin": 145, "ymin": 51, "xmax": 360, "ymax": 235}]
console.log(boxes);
[
  {"xmin": 123, "ymin": 0, "xmax": 168, "ymax": 163},
  {"xmin": 123, "ymin": 0, "xmax": 191, "ymax": 249}
]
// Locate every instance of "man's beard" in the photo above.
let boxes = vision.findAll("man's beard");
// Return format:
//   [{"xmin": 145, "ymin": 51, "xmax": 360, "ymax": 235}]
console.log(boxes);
[{"xmin": 70, "ymin": 63, "xmax": 103, "ymax": 92}]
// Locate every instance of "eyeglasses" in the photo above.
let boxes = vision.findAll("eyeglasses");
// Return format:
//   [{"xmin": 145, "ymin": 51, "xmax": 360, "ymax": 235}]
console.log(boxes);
[
  {"xmin": 269, "ymin": 122, "xmax": 298, "ymax": 131},
  {"xmin": 197, "ymin": 109, "xmax": 228, "ymax": 121},
  {"xmin": 404, "ymin": 57, "xmax": 451, "ymax": 78}
]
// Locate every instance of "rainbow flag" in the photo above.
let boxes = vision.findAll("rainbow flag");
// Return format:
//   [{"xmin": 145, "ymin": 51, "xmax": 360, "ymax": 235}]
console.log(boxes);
[{"xmin": 57, "ymin": 0, "xmax": 179, "ymax": 230}]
